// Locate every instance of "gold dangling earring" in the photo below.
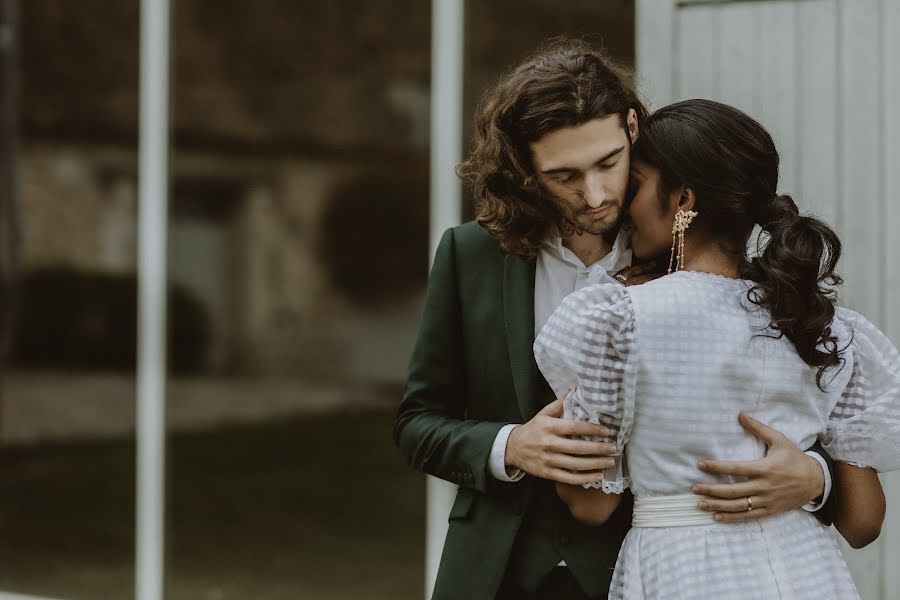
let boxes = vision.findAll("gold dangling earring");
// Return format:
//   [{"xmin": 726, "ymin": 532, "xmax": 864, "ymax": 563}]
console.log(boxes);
[{"xmin": 667, "ymin": 209, "xmax": 699, "ymax": 274}]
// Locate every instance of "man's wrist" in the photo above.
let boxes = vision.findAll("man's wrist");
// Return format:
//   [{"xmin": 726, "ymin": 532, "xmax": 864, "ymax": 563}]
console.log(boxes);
[
  {"xmin": 505, "ymin": 425, "xmax": 521, "ymax": 469},
  {"xmin": 488, "ymin": 424, "xmax": 524, "ymax": 482}
]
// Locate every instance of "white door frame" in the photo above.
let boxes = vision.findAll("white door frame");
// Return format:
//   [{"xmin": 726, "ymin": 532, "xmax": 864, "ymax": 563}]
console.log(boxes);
[
  {"xmin": 425, "ymin": 1, "xmax": 465, "ymax": 598},
  {"xmin": 135, "ymin": 0, "xmax": 171, "ymax": 599}
]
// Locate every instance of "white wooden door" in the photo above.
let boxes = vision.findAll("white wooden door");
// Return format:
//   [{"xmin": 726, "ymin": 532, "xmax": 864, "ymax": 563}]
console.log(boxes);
[{"xmin": 637, "ymin": 1, "xmax": 900, "ymax": 598}]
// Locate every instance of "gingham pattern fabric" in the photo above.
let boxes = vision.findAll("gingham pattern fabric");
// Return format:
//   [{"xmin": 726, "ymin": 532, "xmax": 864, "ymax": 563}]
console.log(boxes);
[
  {"xmin": 533, "ymin": 270, "xmax": 900, "ymax": 599},
  {"xmin": 533, "ymin": 280, "xmax": 636, "ymax": 492},
  {"xmin": 823, "ymin": 307, "xmax": 900, "ymax": 471},
  {"xmin": 611, "ymin": 510, "xmax": 858, "ymax": 599}
]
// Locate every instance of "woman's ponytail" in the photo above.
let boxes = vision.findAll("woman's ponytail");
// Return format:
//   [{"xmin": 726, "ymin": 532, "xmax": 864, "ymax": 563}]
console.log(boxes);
[{"xmin": 743, "ymin": 194, "xmax": 844, "ymax": 388}]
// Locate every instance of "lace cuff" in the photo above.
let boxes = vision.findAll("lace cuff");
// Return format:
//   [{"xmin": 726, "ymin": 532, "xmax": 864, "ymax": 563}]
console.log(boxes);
[{"xmin": 581, "ymin": 452, "xmax": 627, "ymax": 493}]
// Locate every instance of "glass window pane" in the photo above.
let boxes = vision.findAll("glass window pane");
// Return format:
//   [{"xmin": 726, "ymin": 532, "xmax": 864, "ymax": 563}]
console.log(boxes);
[
  {"xmin": 0, "ymin": 0, "xmax": 140, "ymax": 597},
  {"xmin": 0, "ymin": 2, "xmax": 635, "ymax": 599},
  {"xmin": 165, "ymin": 2, "xmax": 430, "ymax": 598}
]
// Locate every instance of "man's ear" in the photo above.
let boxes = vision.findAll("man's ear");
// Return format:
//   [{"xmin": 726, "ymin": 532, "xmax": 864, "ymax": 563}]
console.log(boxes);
[
  {"xmin": 626, "ymin": 109, "xmax": 639, "ymax": 144},
  {"xmin": 678, "ymin": 186, "xmax": 697, "ymax": 213}
]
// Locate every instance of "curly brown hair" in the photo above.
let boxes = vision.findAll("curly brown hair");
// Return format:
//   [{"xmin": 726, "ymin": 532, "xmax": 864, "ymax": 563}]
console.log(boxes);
[{"xmin": 458, "ymin": 39, "xmax": 648, "ymax": 259}]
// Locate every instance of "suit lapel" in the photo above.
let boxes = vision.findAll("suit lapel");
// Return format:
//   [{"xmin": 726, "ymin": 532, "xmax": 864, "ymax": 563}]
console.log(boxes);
[{"xmin": 503, "ymin": 253, "xmax": 545, "ymax": 420}]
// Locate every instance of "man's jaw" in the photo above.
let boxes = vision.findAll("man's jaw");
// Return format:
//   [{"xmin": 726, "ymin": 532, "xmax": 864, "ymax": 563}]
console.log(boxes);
[{"xmin": 573, "ymin": 204, "xmax": 624, "ymax": 239}]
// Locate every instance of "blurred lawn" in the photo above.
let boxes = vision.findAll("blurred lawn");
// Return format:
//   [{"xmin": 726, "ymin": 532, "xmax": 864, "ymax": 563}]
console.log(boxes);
[{"xmin": 0, "ymin": 406, "xmax": 425, "ymax": 600}]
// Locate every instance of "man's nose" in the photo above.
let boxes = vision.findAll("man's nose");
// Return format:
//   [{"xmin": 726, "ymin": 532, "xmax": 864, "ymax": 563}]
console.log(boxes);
[{"xmin": 583, "ymin": 172, "xmax": 606, "ymax": 208}]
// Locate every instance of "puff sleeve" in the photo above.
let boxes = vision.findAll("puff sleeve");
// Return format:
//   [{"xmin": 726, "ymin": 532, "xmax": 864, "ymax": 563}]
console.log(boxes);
[
  {"xmin": 533, "ymin": 283, "xmax": 637, "ymax": 493},
  {"xmin": 821, "ymin": 308, "xmax": 900, "ymax": 471}
]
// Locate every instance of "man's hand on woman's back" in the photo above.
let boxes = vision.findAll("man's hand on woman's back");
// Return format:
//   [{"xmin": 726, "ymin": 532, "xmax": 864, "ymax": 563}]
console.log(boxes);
[{"xmin": 691, "ymin": 412, "xmax": 826, "ymax": 523}]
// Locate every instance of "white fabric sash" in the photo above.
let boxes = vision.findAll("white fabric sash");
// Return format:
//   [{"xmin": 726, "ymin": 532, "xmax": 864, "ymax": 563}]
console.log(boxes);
[{"xmin": 632, "ymin": 494, "xmax": 718, "ymax": 528}]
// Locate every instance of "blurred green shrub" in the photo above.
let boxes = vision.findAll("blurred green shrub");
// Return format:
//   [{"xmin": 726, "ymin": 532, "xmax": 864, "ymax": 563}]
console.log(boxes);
[
  {"xmin": 317, "ymin": 167, "xmax": 428, "ymax": 305},
  {"xmin": 12, "ymin": 266, "xmax": 210, "ymax": 373}
]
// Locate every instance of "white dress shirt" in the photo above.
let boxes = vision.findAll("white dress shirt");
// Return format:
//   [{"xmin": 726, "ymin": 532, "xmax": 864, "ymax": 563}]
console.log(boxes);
[{"xmin": 486, "ymin": 232, "xmax": 831, "ymax": 513}]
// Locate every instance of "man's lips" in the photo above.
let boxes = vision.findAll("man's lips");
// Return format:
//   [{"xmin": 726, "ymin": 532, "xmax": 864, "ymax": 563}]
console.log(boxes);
[{"xmin": 583, "ymin": 204, "xmax": 613, "ymax": 218}]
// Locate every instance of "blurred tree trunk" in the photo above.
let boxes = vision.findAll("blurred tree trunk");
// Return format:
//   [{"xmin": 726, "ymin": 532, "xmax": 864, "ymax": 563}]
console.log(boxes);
[{"xmin": 0, "ymin": 0, "xmax": 19, "ymax": 374}]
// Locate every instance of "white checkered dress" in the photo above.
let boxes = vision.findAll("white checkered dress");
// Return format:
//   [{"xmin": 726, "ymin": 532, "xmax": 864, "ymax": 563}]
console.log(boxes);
[{"xmin": 533, "ymin": 270, "xmax": 900, "ymax": 599}]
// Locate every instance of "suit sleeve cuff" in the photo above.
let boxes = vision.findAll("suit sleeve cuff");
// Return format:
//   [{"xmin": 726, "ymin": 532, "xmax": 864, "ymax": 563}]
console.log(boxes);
[
  {"xmin": 488, "ymin": 424, "xmax": 525, "ymax": 482},
  {"xmin": 801, "ymin": 450, "xmax": 832, "ymax": 513}
]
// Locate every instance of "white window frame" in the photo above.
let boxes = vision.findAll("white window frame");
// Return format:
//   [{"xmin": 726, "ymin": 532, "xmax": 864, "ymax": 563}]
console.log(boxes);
[
  {"xmin": 425, "ymin": 2, "xmax": 465, "ymax": 598},
  {"xmin": 135, "ymin": 0, "xmax": 170, "ymax": 599}
]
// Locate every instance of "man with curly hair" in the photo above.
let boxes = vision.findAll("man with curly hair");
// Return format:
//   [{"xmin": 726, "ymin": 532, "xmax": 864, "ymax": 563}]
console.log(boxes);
[{"xmin": 394, "ymin": 40, "xmax": 835, "ymax": 600}]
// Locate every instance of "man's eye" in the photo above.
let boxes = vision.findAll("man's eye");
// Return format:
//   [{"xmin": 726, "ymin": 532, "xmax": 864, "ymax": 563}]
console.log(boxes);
[
  {"xmin": 598, "ymin": 161, "xmax": 617, "ymax": 170},
  {"xmin": 556, "ymin": 173, "xmax": 576, "ymax": 184}
]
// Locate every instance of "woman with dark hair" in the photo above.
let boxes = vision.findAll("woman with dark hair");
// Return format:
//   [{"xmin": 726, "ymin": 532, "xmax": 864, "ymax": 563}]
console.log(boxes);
[{"xmin": 534, "ymin": 99, "xmax": 900, "ymax": 599}]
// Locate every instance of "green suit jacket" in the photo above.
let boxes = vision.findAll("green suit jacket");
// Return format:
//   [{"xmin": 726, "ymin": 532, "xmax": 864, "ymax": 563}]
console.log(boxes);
[{"xmin": 394, "ymin": 221, "xmax": 628, "ymax": 600}]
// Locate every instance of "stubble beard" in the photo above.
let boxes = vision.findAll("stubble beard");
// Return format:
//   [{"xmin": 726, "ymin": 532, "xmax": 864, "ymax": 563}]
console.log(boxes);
[{"xmin": 558, "ymin": 200, "xmax": 625, "ymax": 243}]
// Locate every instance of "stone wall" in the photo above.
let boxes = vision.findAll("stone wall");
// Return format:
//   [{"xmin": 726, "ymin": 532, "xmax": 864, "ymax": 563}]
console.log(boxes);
[{"xmin": 13, "ymin": 0, "xmax": 636, "ymax": 380}]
